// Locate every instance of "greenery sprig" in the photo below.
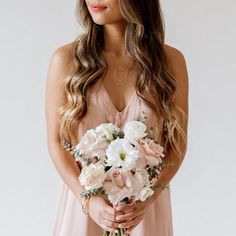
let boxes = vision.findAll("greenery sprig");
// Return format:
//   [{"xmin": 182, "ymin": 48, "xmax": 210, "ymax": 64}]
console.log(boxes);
[{"xmin": 80, "ymin": 187, "xmax": 106, "ymax": 199}]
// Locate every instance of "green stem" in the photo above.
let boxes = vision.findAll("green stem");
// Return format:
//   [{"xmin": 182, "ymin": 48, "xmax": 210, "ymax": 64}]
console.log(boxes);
[
  {"xmin": 103, "ymin": 231, "xmax": 110, "ymax": 236},
  {"xmin": 103, "ymin": 229, "xmax": 130, "ymax": 236},
  {"xmin": 121, "ymin": 228, "xmax": 130, "ymax": 236}
]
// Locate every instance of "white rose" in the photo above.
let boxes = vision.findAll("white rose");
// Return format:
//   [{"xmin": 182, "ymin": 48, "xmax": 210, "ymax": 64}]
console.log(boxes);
[
  {"xmin": 123, "ymin": 121, "xmax": 148, "ymax": 143},
  {"xmin": 76, "ymin": 129, "xmax": 108, "ymax": 159},
  {"xmin": 139, "ymin": 187, "xmax": 154, "ymax": 201},
  {"xmin": 106, "ymin": 137, "xmax": 140, "ymax": 170},
  {"xmin": 135, "ymin": 169, "xmax": 150, "ymax": 187},
  {"xmin": 95, "ymin": 123, "xmax": 120, "ymax": 141},
  {"xmin": 78, "ymin": 163, "xmax": 106, "ymax": 190}
]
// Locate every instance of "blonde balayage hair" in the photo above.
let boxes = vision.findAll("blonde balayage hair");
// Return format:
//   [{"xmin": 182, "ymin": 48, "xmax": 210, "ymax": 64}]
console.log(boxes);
[{"xmin": 58, "ymin": 0, "xmax": 187, "ymax": 159}]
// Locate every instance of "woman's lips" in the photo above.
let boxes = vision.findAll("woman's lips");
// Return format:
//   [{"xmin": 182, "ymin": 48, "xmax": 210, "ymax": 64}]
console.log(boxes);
[{"xmin": 91, "ymin": 4, "xmax": 107, "ymax": 12}]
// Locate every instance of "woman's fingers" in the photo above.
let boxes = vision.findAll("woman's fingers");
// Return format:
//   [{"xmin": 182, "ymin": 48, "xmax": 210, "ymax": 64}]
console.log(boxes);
[
  {"xmin": 105, "ymin": 204, "xmax": 135, "ymax": 222},
  {"xmin": 102, "ymin": 211, "xmax": 116, "ymax": 221},
  {"xmin": 105, "ymin": 205, "xmax": 116, "ymax": 215},
  {"xmin": 100, "ymin": 219, "xmax": 120, "ymax": 229},
  {"xmin": 115, "ymin": 209, "xmax": 141, "ymax": 221},
  {"xmin": 115, "ymin": 203, "xmax": 135, "ymax": 213},
  {"xmin": 118, "ymin": 215, "xmax": 142, "ymax": 229}
]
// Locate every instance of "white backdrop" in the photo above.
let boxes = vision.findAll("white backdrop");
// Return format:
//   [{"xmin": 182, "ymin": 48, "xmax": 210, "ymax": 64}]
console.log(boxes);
[{"xmin": 0, "ymin": 0, "xmax": 235, "ymax": 235}]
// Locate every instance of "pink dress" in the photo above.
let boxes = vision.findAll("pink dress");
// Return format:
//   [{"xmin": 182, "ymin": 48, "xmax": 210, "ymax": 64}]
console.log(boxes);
[{"xmin": 53, "ymin": 78, "xmax": 173, "ymax": 236}]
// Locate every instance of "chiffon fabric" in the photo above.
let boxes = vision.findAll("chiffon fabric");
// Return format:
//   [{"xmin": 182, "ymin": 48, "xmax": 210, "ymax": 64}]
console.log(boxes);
[{"xmin": 53, "ymin": 79, "xmax": 173, "ymax": 236}]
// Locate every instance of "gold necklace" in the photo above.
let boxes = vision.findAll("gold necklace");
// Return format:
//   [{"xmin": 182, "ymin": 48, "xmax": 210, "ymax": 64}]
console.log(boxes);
[
  {"xmin": 109, "ymin": 62, "xmax": 136, "ymax": 86},
  {"xmin": 101, "ymin": 51, "xmax": 137, "ymax": 86}
]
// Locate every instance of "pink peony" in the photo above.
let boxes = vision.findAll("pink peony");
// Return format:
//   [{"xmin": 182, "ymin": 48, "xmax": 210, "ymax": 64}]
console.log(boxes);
[{"xmin": 135, "ymin": 138, "xmax": 165, "ymax": 166}]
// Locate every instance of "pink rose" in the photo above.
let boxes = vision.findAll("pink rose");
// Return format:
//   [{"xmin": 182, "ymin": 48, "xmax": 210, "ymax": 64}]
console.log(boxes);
[
  {"xmin": 110, "ymin": 169, "xmax": 125, "ymax": 188},
  {"xmin": 103, "ymin": 168, "xmax": 143, "ymax": 205},
  {"xmin": 135, "ymin": 138, "xmax": 165, "ymax": 166}
]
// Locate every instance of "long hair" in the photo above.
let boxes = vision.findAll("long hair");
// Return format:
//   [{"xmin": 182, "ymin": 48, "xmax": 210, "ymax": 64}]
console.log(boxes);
[{"xmin": 58, "ymin": 0, "xmax": 187, "ymax": 158}]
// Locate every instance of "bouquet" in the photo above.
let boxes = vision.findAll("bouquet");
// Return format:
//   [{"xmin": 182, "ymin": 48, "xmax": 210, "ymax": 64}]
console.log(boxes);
[{"xmin": 61, "ymin": 119, "xmax": 173, "ymax": 236}]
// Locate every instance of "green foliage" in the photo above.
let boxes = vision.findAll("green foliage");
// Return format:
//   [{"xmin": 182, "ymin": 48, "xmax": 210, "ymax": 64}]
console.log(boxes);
[{"xmin": 80, "ymin": 187, "xmax": 106, "ymax": 199}]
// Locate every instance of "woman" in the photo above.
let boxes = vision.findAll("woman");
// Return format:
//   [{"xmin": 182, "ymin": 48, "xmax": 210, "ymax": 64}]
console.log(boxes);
[{"xmin": 45, "ymin": 0, "xmax": 189, "ymax": 235}]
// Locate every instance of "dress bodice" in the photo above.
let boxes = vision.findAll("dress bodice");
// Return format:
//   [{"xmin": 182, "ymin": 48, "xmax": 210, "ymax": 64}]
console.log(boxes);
[{"xmin": 77, "ymin": 78, "xmax": 164, "ymax": 143}]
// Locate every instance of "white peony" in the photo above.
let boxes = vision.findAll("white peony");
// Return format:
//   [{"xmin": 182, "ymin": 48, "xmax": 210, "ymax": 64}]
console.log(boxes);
[
  {"xmin": 106, "ymin": 137, "xmax": 140, "ymax": 170},
  {"xmin": 78, "ymin": 163, "xmax": 106, "ymax": 190},
  {"xmin": 123, "ymin": 121, "xmax": 148, "ymax": 143},
  {"xmin": 95, "ymin": 123, "xmax": 120, "ymax": 141},
  {"xmin": 139, "ymin": 187, "xmax": 154, "ymax": 201}
]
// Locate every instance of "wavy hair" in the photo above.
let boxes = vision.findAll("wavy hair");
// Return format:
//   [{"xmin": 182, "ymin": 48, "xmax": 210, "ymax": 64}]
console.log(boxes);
[{"xmin": 58, "ymin": 0, "xmax": 187, "ymax": 158}]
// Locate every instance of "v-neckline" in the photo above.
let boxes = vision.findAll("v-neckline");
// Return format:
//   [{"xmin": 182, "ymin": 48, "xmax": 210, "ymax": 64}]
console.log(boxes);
[{"xmin": 100, "ymin": 81, "xmax": 137, "ymax": 115}]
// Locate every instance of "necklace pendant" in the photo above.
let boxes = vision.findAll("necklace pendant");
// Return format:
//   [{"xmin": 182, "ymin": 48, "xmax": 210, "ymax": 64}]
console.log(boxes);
[{"xmin": 111, "ymin": 67, "xmax": 129, "ymax": 86}]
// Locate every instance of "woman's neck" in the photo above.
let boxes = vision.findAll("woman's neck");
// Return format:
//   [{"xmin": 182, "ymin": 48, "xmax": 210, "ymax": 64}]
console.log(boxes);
[{"xmin": 103, "ymin": 20, "xmax": 127, "ymax": 56}]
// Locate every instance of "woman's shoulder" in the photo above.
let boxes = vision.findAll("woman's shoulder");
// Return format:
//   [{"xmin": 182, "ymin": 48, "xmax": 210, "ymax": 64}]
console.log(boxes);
[
  {"xmin": 52, "ymin": 40, "xmax": 78, "ymax": 58},
  {"xmin": 49, "ymin": 40, "xmax": 79, "ymax": 75},
  {"xmin": 164, "ymin": 44, "xmax": 186, "ymax": 68},
  {"xmin": 164, "ymin": 44, "xmax": 188, "ymax": 81}
]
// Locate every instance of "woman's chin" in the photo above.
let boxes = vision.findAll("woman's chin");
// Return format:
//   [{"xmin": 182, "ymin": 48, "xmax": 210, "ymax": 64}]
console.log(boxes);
[
  {"xmin": 90, "ymin": 14, "xmax": 124, "ymax": 26},
  {"xmin": 91, "ymin": 18, "xmax": 107, "ymax": 26}
]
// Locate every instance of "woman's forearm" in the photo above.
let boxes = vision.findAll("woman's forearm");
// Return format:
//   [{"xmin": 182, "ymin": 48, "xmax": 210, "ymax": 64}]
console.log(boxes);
[
  {"xmin": 150, "ymin": 145, "xmax": 187, "ymax": 203},
  {"xmin": 48, "ymin": 140, "xmax": 84, "ymax": 204}
]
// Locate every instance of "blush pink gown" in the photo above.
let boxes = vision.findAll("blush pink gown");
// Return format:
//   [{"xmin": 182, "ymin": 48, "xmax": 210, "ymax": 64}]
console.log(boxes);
[{"xmin": 53, "ymin": 78, "xmax": 173, "ymax": 236}]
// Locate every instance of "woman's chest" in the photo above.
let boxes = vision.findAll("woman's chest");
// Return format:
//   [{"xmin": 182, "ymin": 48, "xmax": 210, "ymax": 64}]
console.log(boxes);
[{"xmin": 79, "ymin": 81, "xmax": 164, "ymax": 143}]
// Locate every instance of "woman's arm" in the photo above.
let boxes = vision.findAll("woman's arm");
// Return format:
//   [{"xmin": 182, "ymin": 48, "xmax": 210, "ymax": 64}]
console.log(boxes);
[
  {"xmin": 149, "ymin": 44, "xmax": 189, "ymax": 200},
  {"xmin": 45, "ymin": 43, "xmax": 120, "ymax": 233},
  {"xmin": 45, "ymin": 43, "xmax": 85, "ymax": 204},
  {"xmin": 114, "ymin": 45, "xmax": 189, "ymax": 232}
]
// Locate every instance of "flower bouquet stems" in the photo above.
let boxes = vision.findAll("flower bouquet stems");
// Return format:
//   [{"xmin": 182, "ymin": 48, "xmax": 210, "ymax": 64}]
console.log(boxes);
[{"xmin": 103, "ymin": 229, "xmax": 129, "ymax": 236}]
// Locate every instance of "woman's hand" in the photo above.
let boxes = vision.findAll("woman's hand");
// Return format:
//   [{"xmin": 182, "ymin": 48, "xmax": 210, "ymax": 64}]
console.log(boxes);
[
  {"xmin": 88, "ymin": 196, "xmax": 120, "ymax": 233},
  {"xmin": 114, "ymin": 195, "xmax": 157, "ymax": 233}
]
